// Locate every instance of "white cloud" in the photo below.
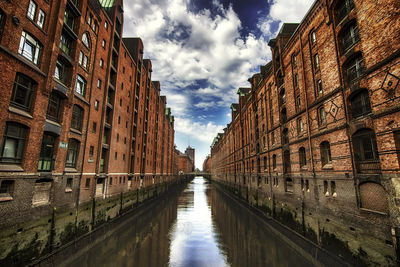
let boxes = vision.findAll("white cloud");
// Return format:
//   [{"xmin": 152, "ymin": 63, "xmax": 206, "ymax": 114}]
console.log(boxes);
[
  {"xmin": 174, "ymin": 117, "xmax": 224, "ymax": 144},
  {"xmin": 268, "ymin": 0, "xmax": 315, "ymax": 23}
]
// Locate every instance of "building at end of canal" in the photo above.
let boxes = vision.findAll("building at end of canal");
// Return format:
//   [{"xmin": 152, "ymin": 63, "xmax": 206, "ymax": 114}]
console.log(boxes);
[
  {"xmin": 0, "ymin": 0, "xmax": 180, "ymax": 259},
  {"xmin": 210, "ymin": 0, "xmax": 400, "ymax": 265}
]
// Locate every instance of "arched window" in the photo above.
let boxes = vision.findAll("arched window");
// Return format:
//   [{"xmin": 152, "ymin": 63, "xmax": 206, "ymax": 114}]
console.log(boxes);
[
  {"xmin": 320, "ymin": 141, "xmax": 332, "ymax": 167},
  {"xmin": 11, "ymin": 73, "xmax": 37, "ymax": 112},
  {"xmin": 350, "ymin": 90, "xmax": 371, "ymax": 118},
  {"xmin": 339, "ymin": 20, "xmax": 360, "ymax": 53},
  {"xmin": 46, "ymin": 91, "xmax": 63, "ymax": 122},
  {"xmin": 299, "ymin": 147, "xmax": 306, "ymax": 168},
  {"xmin": 335, "ymin": 0, "xmax": 355, "ymax": 24},
  {"xmin": 0, "ymin": 122, "xmax": 28, "ymax": 164},
  {"xmin": 280, "ymin": 88, "xmax": 286, "ymax": 105},
  {"xmin": 281, "ymin": 108, "xmax": 287, "ymax": 123},
  {"xmin": 82, "ymin": 32, "xmax": 90, "ymax": 48},
  {"xmin": 75, "ymin": 75, "xmax": 87, "ymax": 96}
]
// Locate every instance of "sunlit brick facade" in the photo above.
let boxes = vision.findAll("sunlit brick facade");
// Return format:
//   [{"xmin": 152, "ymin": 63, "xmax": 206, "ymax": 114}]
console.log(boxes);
[
  {"xmin": 210, "ymin": 0, "xmax": 400, "ymax": 264},
  {"xmin": 0, "ymin": 0, "xmax": 177, "ymax": 227}
]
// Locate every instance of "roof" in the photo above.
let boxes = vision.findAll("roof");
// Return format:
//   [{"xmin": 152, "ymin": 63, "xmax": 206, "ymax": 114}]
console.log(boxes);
[
  {"xmin": 279, "ymin": 23, "xmax": 300, "ymax": 36},
  {"xmin": 237, "ymin": 87, "xmax": 251, "ymax": 96},
  {"xmin": 230, "ymin": 103, "xmax": 239, "ymax": 111}
]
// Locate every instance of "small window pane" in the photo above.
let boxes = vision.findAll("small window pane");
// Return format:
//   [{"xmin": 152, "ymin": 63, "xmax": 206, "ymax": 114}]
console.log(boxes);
[
  {"xmin": 27, "ymin": 1, "xmax": 37, "ymax": 20},
  {"xmin": 37, "ymin": 9, "xmax": 45, "ymax": 28}
]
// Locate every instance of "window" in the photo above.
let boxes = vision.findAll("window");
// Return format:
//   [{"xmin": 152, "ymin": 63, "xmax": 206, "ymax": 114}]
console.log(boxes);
[
  {"xmin": 0, "ymin": 10, "xmax": 4, "ymax": 38},
  {"xmin": 64, "ymin": 8, "xmax": 75, "ymax": 30},
  {"xmin": 318, "ymin": 106, "xmax": 326, "ymax": 126},
  {"xmin": 353, "ymin": 129, "xmax": 379, "ymax": 162},
  {"xmin": 299, "ymin": 147, "xmax": 306, "ymax": 168},
  {"xmin": 100, "ymin": 58, "xmax": 104, "ymax": 67},
  {"xmin": 27, "ymin": 0, "xmax": 37, "ymax": 20},
  {"xmin": 395, "ymin": 131, "xmax": 400, "ymax": 168},
  {"xmin": 19, "ymin": 31, "xmax": 42, "ymax": 65},
  {"xmin": 59, "ymin": 34, "xmax": 72, "ymax": 55},
  {"xmin": 331, "ymin": 181, "xmax": 337, "ymax": 197},
  {"xmin": 46, "ymin": 92, "xmax": 62, "ymax": 122},
  {"xmin": 66, "ymin": 139, "xmax": 79, "ymax": 168},
  {"xmin": 109, "ymin": 177, "xmax": 112, "ymax": 185},
  {"xmin": 117, "ymin": 133, "xmax": 119, "ymax": 142},
  {"xmin": 340, "ymin": 22, "xmax": 360, "ymax": 53},
  {"xmin": 92, "ymin": 122, "xmax": 97, "ymax": 133},
  {"xmin": 294, "ymin": 73, "xmax": 299, "ymax": 87},
  {"xmin": 97, "ymin": 79, "xmax": 102, "ymax": 88},
  {"xmin": 316, "ymin": 79, "xmax": 323, "ymax": 96},
  {"xmin": 292, "ymin": 54, "xmax": 297, "ymax": 67},
  {"xmin": 87, "ymin": 13, "xmax": 92, "ymax": 25},
  {"xmin": 75, "ymin": 75, "xmax": 86, "ymax": 96},
  {"xmin": 38, "ymin": 133, "xmax": 55, "ymax": 171},
  {"xmin": 105, "ymin": 21, "xmax": 108, "ymax": 29},
  {"xmin": 296, "ymin": 95, "xmax": 301, "ymax": 110},
  {"xmin": 82, "ymin": 33, "xmax": 90, "ymax": 48},
  {"xmin": 0, "ymin": 123, "xmax": 28, "ymax": 164},
  {"xmin": 283, "ymin": 128, "xmax": 289, "ymax": 144},
  {"xmin": 0, "ymin": 180, "xmax": 14, "ymax": 200},
  {"xmin": 78, "ymin": 51, "xmax": 88, "ymax": 70},
  {"xmin": 320, "ymin": 141, "xmax": 332, "ymax": 167},
  {"xmin": 32, "ymin": 179, "xmax": 51, "ymax": 206},
  {"xmin": 11, "ymin": 73, "xmax": 36, "ymax": 111},
  {"xmin": 311, "ymin": 31, "xmax": 317, "ymax": 44},
  {"xmin": 346, "ymin": 55, "xmax": 365, "ymax": 83},
  {"xmin": 324, "ymin": 180, "xmax": 329, "ymax": 196},
  {"xmin": 335, "ymin": 0, "xmax": 355, "ymax": 24},
  {"xmin": 71, "ymin": 105, "xmax": 83, "ymax": 131},
  {"xmin": 89, "ymin": 146, "xmax": 94, "ymax": 157},
  {"xmin": 94, "ymin": 100, "xmax": 99, "ymax": 110},
  {"xmin": 115, "ymin": 152, "xmax": 117, "ymax": 160},
  {"xmin": 272, "ymin": 154, "xmax": 277, "ymax": 170},
  {"xmin": 351, "ymin": 90, "xmax": 371, "ymax": 118},
  {"xmin": 66, "ymin": 178, "xmax": 73, "ymax": 192},
  {"xmin": 285, "ymin": 178, "xmax": 293, "ymax": 193},
  {"xmin": 55, "ymin": 59, "xmax": 69, "ymax": 84},
  {"xmin": 85, "ymin": 178, "xmax": 90, "ymax": 188},
  {"xmin": 314, "ymin": 54, "xmax": 320, "ymax": 69},
  {"xmin": 297, "ymin": 118, "xmax": 303, "ymax": 134},
  {"xmin": 102, "ymin": 39, "xmax": 106, "ymax": 48},
  {"xmin": 37, "ymin": 9, "xmax": 45, "ymax": 28}
]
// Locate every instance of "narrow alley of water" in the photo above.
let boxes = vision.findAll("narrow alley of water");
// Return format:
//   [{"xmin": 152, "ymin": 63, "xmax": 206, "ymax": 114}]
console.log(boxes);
[{"xmin": 62, "ymin": 177, "xmax": 316, "ymax": 266}]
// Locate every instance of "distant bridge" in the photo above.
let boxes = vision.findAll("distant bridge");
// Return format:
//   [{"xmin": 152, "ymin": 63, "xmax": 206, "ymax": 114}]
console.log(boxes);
[{"xmin": 184, "ymin": 172, "xmax": 211, "ymax": 176}]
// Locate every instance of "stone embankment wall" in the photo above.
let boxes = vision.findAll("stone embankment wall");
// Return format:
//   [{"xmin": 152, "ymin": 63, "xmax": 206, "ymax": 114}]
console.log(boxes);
[{"xmin": 0, "ymin": 176, "xmax": 193, "ymax": 267}]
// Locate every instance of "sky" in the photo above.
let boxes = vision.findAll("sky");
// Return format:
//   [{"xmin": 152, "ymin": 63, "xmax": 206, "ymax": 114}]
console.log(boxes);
[{"xmin": 123, "ymin": 0, "xmax": 315, "ymax": 169}]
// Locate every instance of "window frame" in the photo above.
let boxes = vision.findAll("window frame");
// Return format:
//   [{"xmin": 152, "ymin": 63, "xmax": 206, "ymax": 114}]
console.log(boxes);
[
  {"xmin": 350, "ymin": 90, "xmax": 371, "ymax": 118},
  {"xmin": 318, "ymin": 106, "xmax": 326, "ymax": 127},
  {"xmin": 82, "ymin": 32, "xmax": 90, "ymax": 49},
  {"xmin": 38, "ymin": 133, "xmax": 56, "ymax": 171},
  {"xmin": 10, "ymin": 73, "xmax": 36, "ymax": 112},
  {"xmin": 75, "ymin": 75, "xmax": 87, "ymax": 97},
  {"xmin": 71, "ymin": 105, "xmax": 84, "ymax": 131},
  {"xmin": 320, "ymin": 141, "xmax": 332, "ymax": 167},
  {"xmin": 346, "ymin": 55, "xmax": 365, "ymax": 84},
  {"xmin": 66, "ymin": 139, "xmax": 79, "ymax": 168},
  {"xmin": 27, "ymin": 0, "xmax": 37, "ymax": 21},
  {"xmin": 19, "ymin": 31, "xmax": 42, "ymax": 65},
  {"xmin": 46, "ymin": 92, "xmax": 62, "ymax": 122},
  {"xmin": 0, "ymin": 122, "xmax": 28, "ymax": 164},
  {"xmin": 36, "ymin": 9, "xmax": 46, "ymax": 29},
  {"xmin": 299, "ymin": 147, "xmax": 307, "ymax": 168}
]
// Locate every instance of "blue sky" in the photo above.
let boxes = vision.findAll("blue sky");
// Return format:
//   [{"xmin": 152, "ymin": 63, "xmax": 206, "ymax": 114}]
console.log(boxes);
[{"xmin": 123, "ymin": 0, "xmax": 314, "ymax": 169}]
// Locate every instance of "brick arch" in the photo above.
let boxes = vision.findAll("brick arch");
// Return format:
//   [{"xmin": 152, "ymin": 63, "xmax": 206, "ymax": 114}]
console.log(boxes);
[{"xmin": 359, "ymin": 182, "xmax": 388, "ymax": 214}]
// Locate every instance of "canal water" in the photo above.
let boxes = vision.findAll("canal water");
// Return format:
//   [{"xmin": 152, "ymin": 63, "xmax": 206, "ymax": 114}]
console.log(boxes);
[{"xmin": 62, "ymin": 177, "xmax": 316, "ymax": 267}]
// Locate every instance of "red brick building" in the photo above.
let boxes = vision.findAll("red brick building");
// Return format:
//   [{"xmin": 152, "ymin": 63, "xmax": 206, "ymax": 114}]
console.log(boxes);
[
  {"xmin": 0, "ymin": 0, "xmax": 177, "ymax": 227},
  {"xmin": 210, "ymin": 0, "xmax": 400, "ymax": 264},
  {"xmin": 202, "ymin": 155, "xmax": 211, "ymax": 173},
  {"xmin": 176, "ymin": 147, "xmax": 194, "ymax": 174}
]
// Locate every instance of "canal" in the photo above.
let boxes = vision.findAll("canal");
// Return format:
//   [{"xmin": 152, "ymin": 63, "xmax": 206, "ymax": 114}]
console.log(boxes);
[{"xmin": 58, "ymin": 177, "xmax": 336, "ymax": 267}]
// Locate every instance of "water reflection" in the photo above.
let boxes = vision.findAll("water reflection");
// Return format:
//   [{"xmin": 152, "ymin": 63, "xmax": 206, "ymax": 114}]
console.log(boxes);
[
  {"xmin": 210, "ymin": 185, "xmax": 312, "ymax": 267},
  {"xmin": 168, "ymin": 177, "xmax": 228, "ymax": 267},
  {"xmin": 62, "ymin": 177, "xmax": 314, "ymax": 267}
]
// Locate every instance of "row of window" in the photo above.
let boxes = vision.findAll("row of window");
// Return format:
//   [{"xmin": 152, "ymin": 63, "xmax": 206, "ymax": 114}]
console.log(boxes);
[{"xmin": 27, "ymin": 0, "xmax": 46, "ymax": 29}]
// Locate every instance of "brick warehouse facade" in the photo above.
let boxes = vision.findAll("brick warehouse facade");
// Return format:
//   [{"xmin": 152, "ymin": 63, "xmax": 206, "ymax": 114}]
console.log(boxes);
[
  {"xmin": 0, "ymin": 0, "xmax": 180, "ymax": 262},
  {"xmin": 210, "ymin": 0, "xmax": 400, "ymax": 265}
]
